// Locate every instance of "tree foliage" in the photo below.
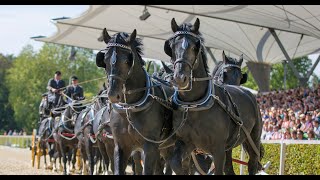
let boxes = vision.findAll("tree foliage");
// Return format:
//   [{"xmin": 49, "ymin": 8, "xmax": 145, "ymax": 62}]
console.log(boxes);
[
  {"xmin": 5, "ymin": 43, "xmax": 105, "ymax": 133},
  {"xmin": 0, "ymin": 53, "xmax": 15, "ymax": 133},
  {"xmin": 242, "ymin": 56, "xmax": 318, "ymax": 91}
]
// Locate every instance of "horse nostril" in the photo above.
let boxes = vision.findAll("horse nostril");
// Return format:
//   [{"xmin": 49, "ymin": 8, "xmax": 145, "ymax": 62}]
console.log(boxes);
[
  {"xmin": 183, "ymin": 76, "xmax": 187, "ymax": 83},
  {"xmin": 116, "ymin": 94, "xmax": 121, "ymax": 101}
]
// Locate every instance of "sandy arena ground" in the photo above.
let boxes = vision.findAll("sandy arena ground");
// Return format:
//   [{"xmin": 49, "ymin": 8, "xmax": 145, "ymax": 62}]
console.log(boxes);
[{"xmin": 0, "ymin": 145, "xmax": 134, "ymax": 175}]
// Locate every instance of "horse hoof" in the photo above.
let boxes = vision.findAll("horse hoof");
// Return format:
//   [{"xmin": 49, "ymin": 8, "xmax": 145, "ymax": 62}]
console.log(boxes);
[{"xmin": 104, "ymin": 171, "xmax": 109, "ymax": 175}]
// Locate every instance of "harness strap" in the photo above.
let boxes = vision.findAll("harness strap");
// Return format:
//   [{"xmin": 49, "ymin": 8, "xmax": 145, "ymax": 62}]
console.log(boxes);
[
  {"xmin": 192, "ymin": 76, "xmax": 214, "ymax": 82},
  {"xmin": 212, "ymin": 95, "xmax": 260, "ymax": 157},
  {"xmin": 125, "ymin": 84, "xmax": 161, "ymax": 95}
]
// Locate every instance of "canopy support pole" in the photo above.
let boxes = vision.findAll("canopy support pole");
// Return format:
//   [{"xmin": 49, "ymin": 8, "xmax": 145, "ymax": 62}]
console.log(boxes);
[
  {"xmin": 306, "ymin": 54, "xmax": 320, "ymax": 79},
  {"xmin": 269, "ymin": 28, "xmax": 309, "ymax": 86},
  {"xmin": 206, "ymin": 47, "xmax": 218, "ymax": 65}
]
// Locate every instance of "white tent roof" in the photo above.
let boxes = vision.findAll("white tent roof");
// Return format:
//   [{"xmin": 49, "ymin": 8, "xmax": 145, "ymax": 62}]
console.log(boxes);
[{"xmin": 33, "ymin": 5, "xmax": 320, "ymax": 70}]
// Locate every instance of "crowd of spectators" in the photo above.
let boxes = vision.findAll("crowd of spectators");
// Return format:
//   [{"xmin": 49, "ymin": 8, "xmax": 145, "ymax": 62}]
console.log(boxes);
[
  {"xmin": 257, "ymin": 84, "xmax": 320, "ymax": 140},
  {"xmin": 2, "ymin": 129, "xmax": 27, "ymax": 136}
]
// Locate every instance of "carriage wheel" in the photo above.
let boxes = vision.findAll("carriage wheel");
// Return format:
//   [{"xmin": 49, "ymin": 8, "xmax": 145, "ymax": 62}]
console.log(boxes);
[
  {"xmin": 36, "ymin": 139, "xmax": 42, "ymax": 169},
  {"xmin": 31, "ymin": 129, "xmax": 36, "ymax": 167}
]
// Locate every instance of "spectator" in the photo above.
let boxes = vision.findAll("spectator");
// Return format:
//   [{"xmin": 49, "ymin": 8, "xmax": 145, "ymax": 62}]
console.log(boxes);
[
  {"xmin": 301, "ymin": 112, "xmax": 313, "ymax": 133},
  {"xmin": 297, "ymin": 130, "xmax": 307, "ymax": 140},
  {"xmin": 271, "ymin": 126, "xmax": 282, "ymax": 140},
  {"xmin": 264, "ymin": 125, "xmax": 274, "ymax": 140},
  {"xmin": 313, "ymin": 119, "xmax": 320, "ymax": 139},
  {"xmin": 12, "ymin": 129, "xmax": 17, "ymax": 136},
  {"xmin": 7, "ymin": 129, "xmax": 12, "ymax": 136},
  {"xmin": 307, "ymin": 130, "xmax": 316, "ymax": 140},
  {"xmin": 291, "ymin": 130, "xmax": 298, "ymax": 140}
]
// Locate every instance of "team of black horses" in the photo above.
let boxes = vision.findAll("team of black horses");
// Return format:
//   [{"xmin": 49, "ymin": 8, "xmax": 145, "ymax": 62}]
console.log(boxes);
[{"xmin": 37, "ymin": 18, "xmax": 264, "ymax": 175}]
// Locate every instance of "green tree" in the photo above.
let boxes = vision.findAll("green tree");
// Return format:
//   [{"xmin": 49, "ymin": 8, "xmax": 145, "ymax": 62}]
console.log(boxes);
[
  {"xmin": 241, "ymin": 66, "xmax": 259, "ymax": 90},
  {"xmin": 241, "ymin": 56, "xmax": 316, "ymax": 91},
  {"xmin": 270, "ymin": 56, "xmax": 313, "ymax": 90},
  {"xmin": 6, "ymin": 43, "xmax": 105, "ymax": 133},
  {"xmin": 0, "ymin": 53, "xmax": 15, "ymax": 133}
]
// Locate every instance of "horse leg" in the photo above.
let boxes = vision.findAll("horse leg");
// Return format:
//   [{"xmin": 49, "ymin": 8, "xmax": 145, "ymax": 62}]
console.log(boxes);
[
  {"xmin": 72, "ymin": 146, "xmax": 79, "ymax": 173},
  {"xmin": 169, "ymin": 140, "xmax": 192, "ymax": 175},
  {"xmin": 132, "ymin": 151, "xmax": 143, "ymax": 175},
  {"xmin": 164, "ymin": 160, "xmax": 173, "ymax": 175},
  {"xmin": 48, "ymin": 143, "xmax": 54, "ymax": 170},
  {"xmin": 106, "ymin": 141, "xmax": 115, "ymax": 174},
  {"xmin": 154, "ymin": 157, "xmax": 165, "ymax": 175},
  {"xmin": 85, "ymin": 136, "xmax": 94, "ymax": 175},
  {"xmin": 80, "ymin": 145, "xmax": 88, "ymax": 175},
  {"xmin": 211, "ymin": 146, "xmax": 226, "ymax": 175},
  {"xmin": 97, "ymin": 139, "xmax": 110, "ymax": 175},
  {"xmin": 52, "ymin": 149, "xmax": 58, "ymax": 172},
  {"xmin": 143, "ymin": 142, "xmax": 160, "ymax": 175},
  {"xmin": 59, "ymin": 143, "xmax": 68, "ymax": 175},
  {"xmin": 224, "ymin": 149, "xmax": 236, "ymax": 175},
  {"xmin": 113, "ymin": 142, "xmax": 131, "ymax": 175},
  {"xmin": 43, "ymin": 143, "xmax": 47, "ymax": 169},
  {"xmin": 243, "ymin": 140, "xmax": 260, "ymax": 175}
]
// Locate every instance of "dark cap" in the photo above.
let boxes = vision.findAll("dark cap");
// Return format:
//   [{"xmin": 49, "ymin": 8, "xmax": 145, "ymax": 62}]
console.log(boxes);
[
  {"xmin": 71, "ymin": 76, "xmax": 78, "ymax": 81},
  {"xmin": 55, "ymin": 71, "xmax": 62, "ymax": 75}
]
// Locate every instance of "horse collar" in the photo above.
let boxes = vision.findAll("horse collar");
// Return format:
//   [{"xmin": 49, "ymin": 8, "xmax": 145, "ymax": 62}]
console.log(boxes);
[
  {"xmin": 112, "ymin": 69, "xmax": 154, "ymax": 113},
  {"xmin": 172, "ymin": 79, "xmax": 215, "ymax": 111}
]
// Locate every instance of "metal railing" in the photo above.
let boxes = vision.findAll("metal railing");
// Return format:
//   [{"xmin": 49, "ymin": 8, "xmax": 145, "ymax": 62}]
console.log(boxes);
[
  {"xmin": 0, "ymin": 135, "xmax": 32, "ymax": 148},
  {"xmin": 239, "ymin": 140, "xmax": 320, "ymax": 175}
]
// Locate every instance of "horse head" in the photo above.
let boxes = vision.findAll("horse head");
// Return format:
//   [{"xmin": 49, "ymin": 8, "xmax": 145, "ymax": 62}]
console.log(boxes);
[
  {"xmin": 212, "ymin": 51, "xmax": 247, "ymax": 85},
  {"xmin": 164, "ymin": 18, "xmax": 209, "ymax": 91},
  {"xmin": 96, "ymin": 28, "xmax": 145, "ymax": 103}
]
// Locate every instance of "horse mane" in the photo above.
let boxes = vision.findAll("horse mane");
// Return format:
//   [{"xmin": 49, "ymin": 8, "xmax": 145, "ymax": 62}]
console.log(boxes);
[
  {"xmin": 226, "ymin": 56, "xmax": 241, "ymax": 66},
  {"xmin": 211, "ymin": 61, "xmax": 223, "ymax": 76},
  {"xmin": 107, "ymin": 32, "xmax": 145, "ymax": 65},
  {"xmin": 170, "ymin": 23, "xmax": 210, "ymax": 74}
]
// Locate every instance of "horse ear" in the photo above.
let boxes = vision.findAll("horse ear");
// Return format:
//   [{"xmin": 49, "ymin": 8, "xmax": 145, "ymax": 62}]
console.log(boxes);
[
  {"xmin": 171, "ymin": 18, "xmax": 178, "ymax": 32},
  {"xmin": 240, "ymin": 72, "xmax": 248, "ymax": 84},
  {"xmin": 129, "ymin": 29, "xmax": 137, "ymax": 43},
  {"xmin": 222, "ymin": 51, "xmax": 228, "ymax": 63},
  {"xmin": 192, "ymin": 18, "xmax": 200, "ymax": 32},
  {"xmin": 161, "ymin": 61, "xmax": 174, "ymax": 74},
  {"xmin": 164, "ymin": 40, "xmax": 172, "ymax": 57},
  {"xmin": 238, "ymin": 54, "xmax": 244, "ymax": 65},
  {"xmin": 96, "ymin": 51, "xmax": 106, "ymax": 68},
  {"xmin": 102, "ymin": 28, "xmax": 111, "ymax": 44}
]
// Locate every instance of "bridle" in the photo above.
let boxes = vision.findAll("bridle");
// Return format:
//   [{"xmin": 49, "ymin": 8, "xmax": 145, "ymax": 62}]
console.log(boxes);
[
  {"xmin": 105, "ymin": 42, "xmax": 134, "ymax": 85},
  {"xmin": 103, "ymin": 41, "xmax": 161, "ymax": 99},
  {"xmin": 215, "ymin": 63, "xmax": 242, "ymax": 83},
  {"xmin": 168, "ymin": 31, "xmax": 213, "ymax": 91}
]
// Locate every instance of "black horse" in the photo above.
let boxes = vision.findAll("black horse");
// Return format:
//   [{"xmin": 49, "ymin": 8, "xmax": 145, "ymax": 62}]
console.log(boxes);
[
  {"xmin": 74, "ymin": 100, "xmax": 101, "ymax": 175},
  {"xmin": 164, "ymin": 18, "xmax": 263, "ymax": 175},
  {"xmin": 96, "ymin": 29, "xmax": 174, "ymax": 175},
  {"xmin": 38, "ymin": 117, "xmax": 57, "ymax": 170},
  {"xmin": 53, "ymin": 104, "xmax": 81, "ymax": 175},
  {"xmin": 92, "ymin": 83, "xmax": 146, "ymax": 175},
  {"xmin": 211, "ymin": 52, "xmax": 248, "ymax": 86}
]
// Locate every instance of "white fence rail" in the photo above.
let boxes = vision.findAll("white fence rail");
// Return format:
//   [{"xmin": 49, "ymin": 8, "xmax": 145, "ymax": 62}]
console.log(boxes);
[
  {"xmin": 0, "ymin": 135, "xmax": 32, "ymax": 148},
  {"xmin": 240, "ymin": 140, "xmax": 320, "ymax": 175}
]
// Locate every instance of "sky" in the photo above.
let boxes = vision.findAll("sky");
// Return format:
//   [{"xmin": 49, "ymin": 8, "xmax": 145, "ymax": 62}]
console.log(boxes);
[
  {"xmin": 0, "ymin": 5, "xmax": 319, "ymax": 76},
  {"xmin": 0, "ymin": 5, "xmax": 89, "ymax": 56}
]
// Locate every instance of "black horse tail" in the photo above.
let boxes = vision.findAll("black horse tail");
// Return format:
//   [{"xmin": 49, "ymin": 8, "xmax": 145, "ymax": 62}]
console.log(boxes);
[{"xmin": 256, "ymin": 101, "xmax": 265, "ymax": 171}]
